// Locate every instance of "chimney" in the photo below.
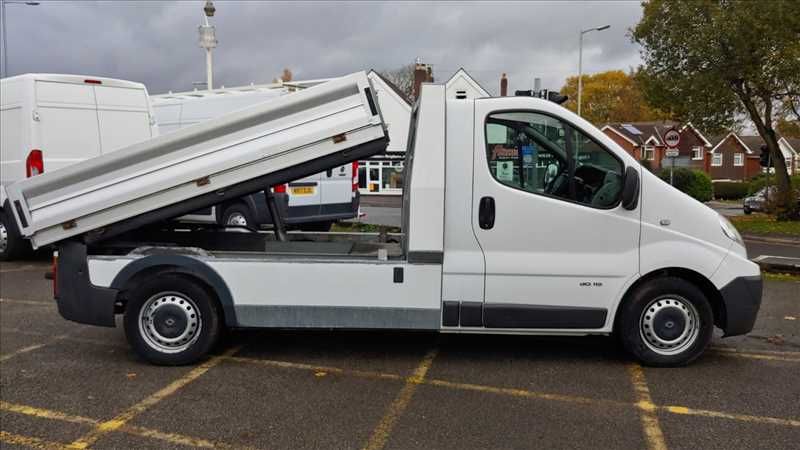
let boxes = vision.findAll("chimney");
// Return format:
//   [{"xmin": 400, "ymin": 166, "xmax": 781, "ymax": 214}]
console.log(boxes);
[
  {"xmin": 413, "ymin": 62, "xmax": 434, "ymax": 100},
  {"xmin": 500, "ymin": 73, "xmax": 508, "ymax": 96}
]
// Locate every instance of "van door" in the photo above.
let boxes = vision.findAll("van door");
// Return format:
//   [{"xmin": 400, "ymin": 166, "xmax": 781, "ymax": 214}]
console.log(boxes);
[
  {"xmin": 320, "ymin": 164, "xmax": 353, "ymax": 217},
  {"xmin": 288, "ymin": 173, "xmax": 322, "ymax": 218},
  {"xmin": 94, "ymin": 84, "xmax": 153, "ymax": 153},
  {"xmin": 34, "ymin": 81, "xmax": 102, "ymax": 172},
  {"xmin": 471, "ymin": 101, "xmax": 640, "ymax": 330}
]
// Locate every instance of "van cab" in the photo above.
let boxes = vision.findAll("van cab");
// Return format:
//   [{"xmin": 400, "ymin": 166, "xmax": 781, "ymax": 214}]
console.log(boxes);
[{"xmin": 0, "ymin": 74, "xmax": 157, "ymax": 260}]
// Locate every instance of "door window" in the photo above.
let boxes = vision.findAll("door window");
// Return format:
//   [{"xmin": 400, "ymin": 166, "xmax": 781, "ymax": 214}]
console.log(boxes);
[{"xmin": 485, "ymin": 111, "xmax": 624, "ymax": 208}]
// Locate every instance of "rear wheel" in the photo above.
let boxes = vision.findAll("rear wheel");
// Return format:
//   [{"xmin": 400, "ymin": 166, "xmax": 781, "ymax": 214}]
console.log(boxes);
[
  {"xmin": 0, "ymin": 210, "xmax": 27, "ymax": 261},
  {"xmin": 221, "ymin": 204, "xmax": 254, "ymax": 228},
  {"xmin": 743, "ymin": 206, "xmax": 752, "ymax": 215},
  {"xmin": 124, "ymin": 275, "xmax": 222, "ymax": 365},
  {"xmin": 618, "ymin": 277, "xmax": 713, "ymax": 367}
]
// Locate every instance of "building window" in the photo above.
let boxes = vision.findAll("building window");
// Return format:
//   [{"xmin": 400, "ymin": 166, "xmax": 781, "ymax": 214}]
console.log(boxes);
[
  {"xmin": 643, "ymin": 146, "xmax": 655, "ymax": 161},
  {"xmin": 692, "ymin": 147, "xmax": 703, "ymax": 160},
  {"xmin": 712, "ymin": 154, "xmax": 723, "ymax": 166},
  {"xmin": 734, "ymin": 153, "xmax": 744, "ymax": 166}
]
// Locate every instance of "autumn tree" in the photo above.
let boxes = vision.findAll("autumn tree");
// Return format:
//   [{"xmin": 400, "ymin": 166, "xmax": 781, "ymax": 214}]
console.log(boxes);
[
  {"xmin": 632, "ymin": 0, "xmax": 800, "ymax": 218},
  {"xmin": 560, "ymin": 69, "xmax": 671, "ymax": 125}
]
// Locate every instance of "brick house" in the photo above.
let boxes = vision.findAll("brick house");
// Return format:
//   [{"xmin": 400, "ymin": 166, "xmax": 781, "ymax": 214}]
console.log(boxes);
[
  {"xmin": 708, "ymin": 133, "xmax": 761, "ymax": 181},
  {"xmin": 601, "ymin": 122, "xmax": 712, "ymax": 172}
]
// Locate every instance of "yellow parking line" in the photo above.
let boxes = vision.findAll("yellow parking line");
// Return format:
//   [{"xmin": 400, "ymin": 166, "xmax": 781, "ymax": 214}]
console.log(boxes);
[
  {"xmin": 0, "ymin": 334, "xmax": 68, "ymax": 363},
  {"xmin": 65, "ymin": 345, "xmax": 242, "ymax": 449},
  {"xmin": 361, "ymin": 348, "xmax": 438, "ymax": 450},
  {"xmin": 225, "ymin": 356, "xmax": 405, "ymax": 381},
  {"xmin": 663, "ymin": 405, "xmax": 800, "ymax": 428},
  {"xmin": 627, "ymin": 364, "xmax": 669, "ymax": 450},
  {"xmin": 0, "ymin": 430, "xmax": 64, "ymax": 450},
  {"xmin": 0, "ymin": 298, "xmax": 54, "ymax": 307},
  {"xmin": 0, "ymin": 400, "xmax": 244, "ymax": 449}
]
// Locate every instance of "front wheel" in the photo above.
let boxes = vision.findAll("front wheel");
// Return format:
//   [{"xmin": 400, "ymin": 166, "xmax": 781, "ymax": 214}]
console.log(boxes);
[
  {"xmin": 124, "ymin": 275, "xmax": 222, "ymax": 365},
  {"xmin": 0, "ymin": 210, "xmax": 28, "ymax": 261},
  {"xmin": 618, "ymin": 277, "xmax": 713, "ymax": 367},
  {"xmin": 743, "ymin": 206, "xmax": 752, "ymax": 215}
]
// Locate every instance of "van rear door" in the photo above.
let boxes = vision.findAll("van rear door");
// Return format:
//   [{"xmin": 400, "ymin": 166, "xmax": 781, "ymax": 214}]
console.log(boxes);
[
  {"xmin": 95, "ymin": 83, "xmax": 154, "ymax": 153},
  {"xmin": 34, "ymin": 80, "xmax": 102, "ymax": 172}
]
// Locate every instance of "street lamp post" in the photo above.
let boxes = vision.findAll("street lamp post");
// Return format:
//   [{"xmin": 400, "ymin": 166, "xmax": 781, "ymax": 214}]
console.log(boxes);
[
  {"xmin": 198, "ymin": 0, "xmax": 216, "ymax": 90},
  {"xmin": 577, "ymin": 24, "xmax": 610, "ymax": 117},
  {"xmin": 1, "ymin": 0, "xmax": 39, "ymax": 78}
]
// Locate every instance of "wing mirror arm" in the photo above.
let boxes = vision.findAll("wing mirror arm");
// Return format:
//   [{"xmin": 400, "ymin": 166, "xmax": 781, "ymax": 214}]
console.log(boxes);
[{"xmin": 621, "ymin": 166, "xmax": 640, "ymax": 210}]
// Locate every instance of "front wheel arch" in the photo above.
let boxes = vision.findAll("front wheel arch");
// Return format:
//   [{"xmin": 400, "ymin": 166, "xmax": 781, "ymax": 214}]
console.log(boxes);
[{"xmin": 615, "ymin": 268, "xmax": 725, "ymax": 333}]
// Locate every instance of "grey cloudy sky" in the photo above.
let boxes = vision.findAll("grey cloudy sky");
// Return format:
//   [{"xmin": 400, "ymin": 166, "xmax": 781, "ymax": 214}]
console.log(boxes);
[{"xmin": 4, "ymin": 1, "xmax": 644, "ymax": 95}]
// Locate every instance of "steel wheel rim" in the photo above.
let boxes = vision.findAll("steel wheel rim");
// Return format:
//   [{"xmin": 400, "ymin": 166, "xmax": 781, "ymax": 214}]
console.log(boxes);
[
  {"xmin": 639, "ymin": 295, "xmax": 700, "ymax": 356},
  {"xmin": 225, "ymin": 212, "xmax": 248, "ymax": 226},
  {"xmin": 0, "ymin": 221, "xmax": 8, "ymax": 254},
  {"xmin": 138, "ymin": 292, "xmax": 202, "ymax": 354}
]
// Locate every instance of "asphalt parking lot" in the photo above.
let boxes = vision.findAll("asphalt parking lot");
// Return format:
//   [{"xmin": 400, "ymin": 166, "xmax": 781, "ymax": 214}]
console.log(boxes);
[{"xmin": 1, "ymin": 259, "xmax": 798, "ymax": 450}]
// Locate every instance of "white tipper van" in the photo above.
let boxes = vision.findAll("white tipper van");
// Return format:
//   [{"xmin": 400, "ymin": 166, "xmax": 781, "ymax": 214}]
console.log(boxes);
[
  {"xmin": 151, "ymin": 86, "xmax": 358, "ymax": 231},
  {"xmin": 6, "ymin": 72, "xmax": 762, "ymax": 367},
  {"xmin": 0, "ymin": 74, "xmax": 157, "ymax": 260}
]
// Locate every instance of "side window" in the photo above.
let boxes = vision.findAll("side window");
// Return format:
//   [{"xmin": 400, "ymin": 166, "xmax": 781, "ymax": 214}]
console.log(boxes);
[{"xmin": 485, "ymin": 111, "xmax": 624, "ymax": 208}]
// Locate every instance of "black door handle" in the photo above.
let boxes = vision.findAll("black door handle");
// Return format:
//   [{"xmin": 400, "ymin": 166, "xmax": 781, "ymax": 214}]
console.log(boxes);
[{"xmin": 479, "ymin": 196, "xmax": 495, "ymax": 229}]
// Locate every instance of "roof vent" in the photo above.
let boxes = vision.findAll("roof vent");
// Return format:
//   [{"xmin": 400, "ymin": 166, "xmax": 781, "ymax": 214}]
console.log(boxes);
[{"xmin": 455, "ymin": 90, "xmax": 467, "ymax": 99}]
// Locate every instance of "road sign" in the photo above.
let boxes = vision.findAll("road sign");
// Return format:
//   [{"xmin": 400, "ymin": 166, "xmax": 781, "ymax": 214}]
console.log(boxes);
[
  {"xmin": 664, "ymin": 128, "xmax": 681, "ymax": 149},
  {"xmin": 665, "ymin": 148, "xmax": 680, "ymax": 158}
]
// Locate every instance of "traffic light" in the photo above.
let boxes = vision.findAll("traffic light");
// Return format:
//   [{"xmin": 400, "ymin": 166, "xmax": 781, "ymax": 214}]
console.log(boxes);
[
  {"xmin": 759, "ymin": 144, "xmax": 772, "ymax": 167},
  {"xmin": 547, "ymin": 91, "xmax": 569, "ymax": 105}
]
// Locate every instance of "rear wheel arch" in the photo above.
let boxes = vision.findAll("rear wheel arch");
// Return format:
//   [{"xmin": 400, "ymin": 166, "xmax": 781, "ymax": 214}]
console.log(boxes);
[
  {"xmin": 616, "ymin": 267, "xmax": 725, "ymax": 331},
  {"xmin": 111, "ymin": 256, "xmax": 237, "ymax": 327}
]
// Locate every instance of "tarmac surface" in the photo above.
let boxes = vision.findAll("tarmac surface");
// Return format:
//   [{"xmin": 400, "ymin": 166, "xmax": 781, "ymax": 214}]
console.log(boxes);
[{"xmin": 1, "ymin": 259, "xmax": 799, "ymax": 450}]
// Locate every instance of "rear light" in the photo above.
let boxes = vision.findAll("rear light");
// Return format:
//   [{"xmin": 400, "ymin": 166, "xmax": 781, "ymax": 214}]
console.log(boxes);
[
  {"xmin": 84, "ymin": 79, "xmax": 102, "ymax": 84},
  {"xmin": 272, "ymin": 184, "xmax": 287, "ymax": 194},
  {"xmin": 352, "ymin": 161, "xmax": 359, "ymax": 192},
  {"xmin": 52, "ymin": 251, "xmax": 59, "ymax": 299},
  {"xmin": 26, "ymin": 149, "xmax": 44, "ymax": 177}
]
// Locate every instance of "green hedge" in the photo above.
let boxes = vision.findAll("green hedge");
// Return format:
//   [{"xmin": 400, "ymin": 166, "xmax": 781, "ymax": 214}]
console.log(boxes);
[
  {"xmin": 748, "ymin": 173, "xmax": 800, "ymax": 194},
  {"xmin": 659, "ymin": 168, "xmax": 713, "ymax": 202},
  {"xmin": 713, "ymin": 181, "xmax": 749, "ymax": 199}
]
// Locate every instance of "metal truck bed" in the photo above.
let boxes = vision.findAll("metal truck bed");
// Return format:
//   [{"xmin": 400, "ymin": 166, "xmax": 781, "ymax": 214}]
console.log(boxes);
[{"xmin": 6, "ymin": 72, "xmax": 387, "ymax": 249}]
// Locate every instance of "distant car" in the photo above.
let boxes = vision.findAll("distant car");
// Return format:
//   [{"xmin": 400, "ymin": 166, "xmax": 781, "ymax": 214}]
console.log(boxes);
[{"xmin": 743, "ymin": 186, "xmax": 799, "ymax": 214}]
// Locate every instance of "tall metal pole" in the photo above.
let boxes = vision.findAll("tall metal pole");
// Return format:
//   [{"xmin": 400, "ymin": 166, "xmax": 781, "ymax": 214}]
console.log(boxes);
[
  {"xmin": 199, "ymin": 1, "xmax": 216, "ymax": 91},
  {"xmin": 577, "ymin": 31, "xmax": 583, "ymax": 117},
  {"xmin": 577, "ymin": 25, "xmax": 610, "ymax": 117}
]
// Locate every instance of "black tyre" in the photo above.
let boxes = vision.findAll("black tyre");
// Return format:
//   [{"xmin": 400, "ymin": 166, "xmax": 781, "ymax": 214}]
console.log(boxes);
[
  {"xmin": 221, "ymin": 203, "xmax": 254, "ymax": 228},
  {"xmin": 0, "ymin": 209, "xmax": 28, "ymax": 261},
  {"xmin": 743, "ymin": 206, "xmax": 752, "ymax": 215},
  {"xmin": 618, "ymin": 277, "xmax": 713, "ymax": 367},
  {"xmin": 124, "ymin": 275, "xmax": 222, "ymax": 365}
]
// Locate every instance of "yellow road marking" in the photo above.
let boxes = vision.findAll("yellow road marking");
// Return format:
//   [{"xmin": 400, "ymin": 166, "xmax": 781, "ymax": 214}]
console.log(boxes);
[
  {"xmin": 627, "ymin": 364, "xmax": 669, "ymax": 450},
  {"xmin": 663, "ymin": 405, "xmax": 800, "ymax": 427},
  {"xmin": 361, "ymin": 348, "xmax": 438, "ymax": 450},
  {"xmin": 711, "ymin": 346, "xmax": 800, "ymax": 357},
  {"xmin": 0, "ymin": 334, "xmax": 68, "ymax": 363},
  {"xmin": 0, "ymin": 430, "xmax": 64, "ymax": 450},
  {"xmin": 0, "ymin": 298, "xmax": 54, "ymax": 307},
  {"xmin": 0, "ymin": 401, "xmax": 243, "ymax": 449},
  {"xmin": 225, "ymin": 355, "xmax": 405, "ymax": 381},
  {"xmin": 66, "ymin": 345, "xmax": 242, "ymax": 449}
]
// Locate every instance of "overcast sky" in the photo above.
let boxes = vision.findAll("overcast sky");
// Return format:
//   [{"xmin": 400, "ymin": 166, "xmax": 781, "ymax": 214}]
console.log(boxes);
[{"xmin": 3, "ymin": 1, "xmax": 644, "ymax": 95}]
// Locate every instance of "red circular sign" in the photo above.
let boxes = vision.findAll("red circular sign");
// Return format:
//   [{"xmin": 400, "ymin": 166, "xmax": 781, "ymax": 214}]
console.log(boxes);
[{"xmin": 664, "ymin": 129, "xmax": 681, "ymax": 148}]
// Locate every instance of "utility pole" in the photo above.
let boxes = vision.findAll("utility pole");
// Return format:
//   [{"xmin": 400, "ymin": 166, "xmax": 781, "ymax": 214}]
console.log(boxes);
[
  {"xmin": 1, "ymin": 0, "xmax": 40, "ymax": 79},
  {"xmin": 577, "ymin": 24, "xmax": 609, "ymax": 117},
  {"xmin": 198, "ymin": 1, "xmax": 217, "ymax": 90}
]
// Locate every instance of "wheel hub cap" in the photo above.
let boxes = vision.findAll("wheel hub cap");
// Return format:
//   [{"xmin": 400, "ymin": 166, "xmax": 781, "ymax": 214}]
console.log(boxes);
[
  {"xmin": 640, "ymin": 297, "xmax": 699, "ymax": 356},
  {"xmin": 226, "ymin": 213, "xmax": 248, "ymax": 226},
  {"xmin": 138, "ymin": 293, "xmax": 201, "ymax": 354},
  {"xmin": 0, "ymin": 222, "xmax": 8, "ymax": 254}
]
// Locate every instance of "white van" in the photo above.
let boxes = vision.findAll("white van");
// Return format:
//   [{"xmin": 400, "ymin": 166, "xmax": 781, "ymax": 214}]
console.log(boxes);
[
  {"xmin": 0, "ymin": 74, "xmax": 157, "ymax": 260},
  {"xmin": 7, "ymin": 74, "xmax": 761, "ymax": 367},
  {"xmin": 151, "ymin": 87, "xmax": 358, "ymax": 231}
]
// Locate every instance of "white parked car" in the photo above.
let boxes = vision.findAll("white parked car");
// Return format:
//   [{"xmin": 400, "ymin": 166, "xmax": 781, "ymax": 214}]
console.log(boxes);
[{"xmin": 0, "ymin": 74, "xmax": 157, "ymax": 260}]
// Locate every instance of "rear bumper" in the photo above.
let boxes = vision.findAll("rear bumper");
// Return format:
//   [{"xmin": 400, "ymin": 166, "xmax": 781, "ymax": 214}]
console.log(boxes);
[
  {"xmin": 55, "ymin": 241, "xmax": 117, "ymax": 327},
  {"xmin": 719, "ymin": 275, "xmax": 762, "ymax": 336}
]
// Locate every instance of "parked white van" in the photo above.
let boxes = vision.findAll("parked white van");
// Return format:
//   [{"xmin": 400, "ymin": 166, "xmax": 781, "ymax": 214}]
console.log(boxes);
[
  {"xmin": 0, "ymin": 74, "xmax": 157, "ymax": 260},
  {"xmin": 151, "ymin": 87, "xmax": 359, "ymax": 231}
]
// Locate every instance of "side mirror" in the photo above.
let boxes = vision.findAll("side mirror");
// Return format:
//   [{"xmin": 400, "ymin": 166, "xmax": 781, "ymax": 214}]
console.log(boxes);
[{"xmin": 621, "ymin": 166, "xmax": 640, "ymax": 210}]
